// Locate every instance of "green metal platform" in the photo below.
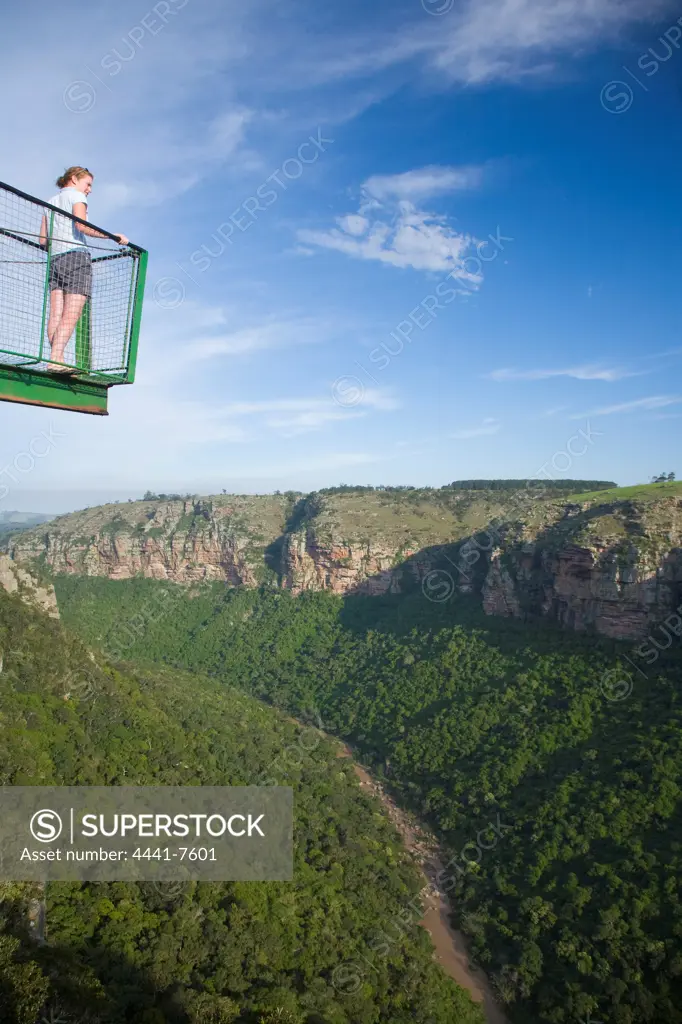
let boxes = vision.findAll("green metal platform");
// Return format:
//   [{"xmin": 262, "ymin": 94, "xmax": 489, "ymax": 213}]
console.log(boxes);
[
  {"xmin": 0, "ymin": 179, "xmax": 147, "ymax": 415},
  {"xmin": 0, "ymin": 364, "xmax": 109, "ymax": 415}
]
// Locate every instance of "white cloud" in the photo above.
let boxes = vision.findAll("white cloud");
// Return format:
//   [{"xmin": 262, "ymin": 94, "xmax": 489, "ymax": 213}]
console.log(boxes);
[
  {"xmin": 299, "ymin": 199, "xmax": 481, "ymax": 277},
  {"xmin": 450, "ymin": 417, "xmax": 501, "ymax": 439},
  {"xmin": 298, "ymin": 162, "xmax": 487, "ymax": 276},
  {"xmin": 338, "ymin": 214, "xmax": 369, "ymax": 236},
  {"xmin": 490, "ymin": 364, "xmax": 637, "ymax": 382},
  {"xmin": 570, "ymin": 396, "xmax": 682, "ymax": 418},
  {"xmin": 363, "ymin": 165, "xmax": 484, "ymax": 201}
]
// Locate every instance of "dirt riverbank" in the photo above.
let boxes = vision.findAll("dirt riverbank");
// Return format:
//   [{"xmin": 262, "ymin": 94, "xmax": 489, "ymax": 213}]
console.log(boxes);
[{"xmin": 337, "ymin": 745, "xmax": 508, "ymax": 1024}]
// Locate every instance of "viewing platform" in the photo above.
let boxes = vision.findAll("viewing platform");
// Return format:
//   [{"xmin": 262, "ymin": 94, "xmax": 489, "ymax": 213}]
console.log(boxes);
[{"xmin": 0, "ymin": 179, "xmax": 147, "ymax": 415}]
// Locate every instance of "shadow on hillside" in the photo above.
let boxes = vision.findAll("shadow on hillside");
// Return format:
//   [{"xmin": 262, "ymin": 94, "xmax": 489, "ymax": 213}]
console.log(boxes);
[
  {"xmin": 335, "ymin": 497, "xmax": 682, "ymax": 650},
  {"xmin": 23, "ymin": 905, "xmax": 332, "ymax": 1024},
  {"xmin": 264, "ymin": 494, "xmax": 324, "ymax": 577},
  {"xmin": 4, "ymin": 915, "xmax": 183, "ymax": 1024}
]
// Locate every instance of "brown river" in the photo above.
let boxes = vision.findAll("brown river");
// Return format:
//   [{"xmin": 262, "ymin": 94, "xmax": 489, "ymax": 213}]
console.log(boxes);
[{"xmin": 336, "ymin": 743, "xmax": 508, "ymax": 1024}]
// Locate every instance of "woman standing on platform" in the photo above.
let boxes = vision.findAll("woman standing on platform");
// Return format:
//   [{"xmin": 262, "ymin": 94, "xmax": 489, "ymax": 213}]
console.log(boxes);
[{"xmin": 40, "ymin": 166, "xmax": 128, "ymax": 373}]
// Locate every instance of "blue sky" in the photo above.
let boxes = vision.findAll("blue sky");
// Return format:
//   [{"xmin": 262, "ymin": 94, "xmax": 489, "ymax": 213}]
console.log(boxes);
[{"xmin": 1, "ymin": 0, "xmax": 681, "ymax": 513}]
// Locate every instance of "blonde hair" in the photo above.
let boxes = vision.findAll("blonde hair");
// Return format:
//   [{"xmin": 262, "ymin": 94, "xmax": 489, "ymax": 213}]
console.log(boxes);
[{"xmin": 56, "ymin": 166, "xmax": 93, "ymax": 189}]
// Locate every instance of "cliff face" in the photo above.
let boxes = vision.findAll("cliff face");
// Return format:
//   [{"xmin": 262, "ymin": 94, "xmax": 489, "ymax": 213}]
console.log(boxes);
[
  {"xmin": 279, "ymin": 491, "xmax": 480, "ymax": 595},
  {"xmin": 0, "ymin": 553, "xmax": 59, "ymax": 618},
  {"xmin": 8, "ymin": 484, "xmax": 682, "ymax": 641},
  {"xmin": 9, "ymin": 496, "xmax": 290, "ymax": 587},
  {"xmin": 282, "ymin": 532, "xmax": 406, "ymax": 595},
  {"xmin": 477, "ymin": 493, "xmax": 682, "ymax": 640},
  {"xmin": 9, "ymin": 490, "xmax": 507, "ymax": 595}
]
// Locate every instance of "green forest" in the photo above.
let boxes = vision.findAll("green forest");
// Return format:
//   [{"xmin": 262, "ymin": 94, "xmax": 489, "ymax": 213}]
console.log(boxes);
[
  {"xmin": 53, "ymin": 574, "xmax": 682, "ymax": 1024},
  {"xmin": 0, "ymin": 584, "xmax": 484, "ymax": 1024}
]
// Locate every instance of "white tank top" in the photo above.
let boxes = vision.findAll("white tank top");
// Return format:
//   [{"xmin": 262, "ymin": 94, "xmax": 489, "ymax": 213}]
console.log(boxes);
[{"xmin": 46, "ymin": 187, "xmax": 88, "ymax": 256}]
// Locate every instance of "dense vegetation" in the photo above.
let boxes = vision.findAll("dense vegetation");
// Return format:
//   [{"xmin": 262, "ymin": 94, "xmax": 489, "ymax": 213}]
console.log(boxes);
[
  {"xmin": 447, "ymin": 480, "xmax": 616, "ymax": 492},
  {"xmin": 56, "ymin": 576, "xmax": 682, "ymax": 1024},
  {"xmin": 314, "ymin": 481, "xmax": 617, "ymax": 496},
  {"xmin": 141, "ymin": 491, "xmax": 196, "ymax": 501},
  {"xmin": 0, "ymin": 585, "xmax": 484, "ymax": 1024}
]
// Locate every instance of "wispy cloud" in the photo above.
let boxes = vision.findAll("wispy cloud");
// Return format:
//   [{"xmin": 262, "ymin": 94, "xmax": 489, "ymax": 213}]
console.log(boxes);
[
  {"xmin": 490, "ymin": 364, "xmax": 638, "ymax": 382},
  {"xmin": 362, "ymin": 164, "xmax": 485, "ymax": 202},
  {"xmin": 291, "ymin": 0, "xmax": 676, "ymax": 89},
  {"xmin": 95, "ymin": 109, "xmax": 255, "ymax": 216},
  {"xmin": 642, "ymin": 347, "xmax": 682, "ymax": 361},
  {"xmin": 190, "ymin": 319, "xmax": 325, "ymax": 361},
  {"xmin": 570, "ymin": 396, "xmax": 682, "ymax": 419},
  {"xmin": 266, "ymin": 408, "xmax": 365, "ymax": 437},
  {"xmin": 4, "ymin": 0, "xmax": 673, "ymax": 229},
  {"xmin": 538, "ymin": 405, "xmax": 568, "ymax": 418},
  {"xmin": 492, "ymin": 348, "xmax": 682, "ymax": 385},
  {"xmin": 424, "ymin": 0, "xmax": 675, "ymax": 84},
  {"xmin": 0, "ymin": 3, "xmax": 262, "ymax": 230},
  {"xmin": 221, "ymin": 391, "xmax": 397, "ymax": 416},
  {"xmin": 239, "ymin": 451, "xmax": 379, "ymax": 478},
  {"xmin": 140, "ymin": 302, "xmax": 345, "ymax": 386},
  {"xmin": 221, "ymin": 389, "xmax": 400, "ymax": 437},
  {"xmin": 450, "ymin": 417, "xmax": 501, "ymax": 439}
]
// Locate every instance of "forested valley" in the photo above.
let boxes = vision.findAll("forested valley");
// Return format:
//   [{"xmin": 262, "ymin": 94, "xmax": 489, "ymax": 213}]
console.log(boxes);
[
  {"xmin": 0, "ymin": 584, "xmax": 484, "ymax": 1024},
  {"xmin": 52, "ymin": 574, "xmax": 682, "ymax": 1024}
]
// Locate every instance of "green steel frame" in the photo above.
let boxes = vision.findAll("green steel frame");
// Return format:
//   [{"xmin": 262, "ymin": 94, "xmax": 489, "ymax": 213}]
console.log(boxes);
[
  {"xmin": 0, "ymin": 179, "xmax": 148, "ymax": 415},
  {"xmin": 0, "ymin": 364, "xmax": 110, "ymax": 415}
]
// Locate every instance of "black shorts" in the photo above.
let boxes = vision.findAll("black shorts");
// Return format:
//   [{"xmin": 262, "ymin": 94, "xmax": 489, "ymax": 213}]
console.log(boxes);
[{"xmin": 49, "ymin": 249, "xmax": 92, "ymax": 298}]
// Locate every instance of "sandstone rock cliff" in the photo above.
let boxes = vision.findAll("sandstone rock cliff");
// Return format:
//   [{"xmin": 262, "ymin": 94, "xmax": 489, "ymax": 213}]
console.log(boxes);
[
  {"xmin": 0, "ymin": 553, "xmax": 59, "ymax": 618},
  {"xmin": 282, "ymin": 531, "xmax": 407, "ymax": 595},
  {"xmin": 476, "ymin": 493, "xmax": 682, "ymax": 640},
  {"xmin": 9, "ymin": 490, "xmax": 500, "ymax": 595},
  {"xmin": 10, "ymin": 496, "xmax": 289, "ymax": 586}
]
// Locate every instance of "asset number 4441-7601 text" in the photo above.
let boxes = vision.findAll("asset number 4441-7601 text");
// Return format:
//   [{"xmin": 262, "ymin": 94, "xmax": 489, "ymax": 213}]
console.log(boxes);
[{"xmin": 132, "ymin": 847, "xmax": 217, "ymax": 861}]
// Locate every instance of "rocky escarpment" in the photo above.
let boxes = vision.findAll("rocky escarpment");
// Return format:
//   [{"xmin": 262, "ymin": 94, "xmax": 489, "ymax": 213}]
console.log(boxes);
[
  {"xmin": 282, "ymin": 532, "xmax": 435, "ymax": 595},
  {"xmin": 9, "ymin": 496, "xmax": 291, "ymax": 586},
  {"xmin": 282, "ymin": 532, "xmax": 403, "ymax": 594},
  {"xmin": 8, "ymin": 483, "xmax": 682, "ymax": 641},
  {"xmin": 0, "ymin": 553, "xmax": 59, "ymax": 618},
  {"xmin": 475, "ymin": 492, "xmax": 682, "ymax": 640},
  {"xmin": 279, "ymin": 491, "xmax": 469, "ymax": 594},
  {"xmin": 9, "ymin": 489, "xmax": 509, "ymax": 595}
]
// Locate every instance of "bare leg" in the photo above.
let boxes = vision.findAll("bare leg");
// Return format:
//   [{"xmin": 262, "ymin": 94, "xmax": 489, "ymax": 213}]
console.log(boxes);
[
  {"xmin": 49, "ymin": 292, "xmax": 87, "ymax": 366},
  {"xmin": 47, "ymin": 289, "xmax": 64, "ymax": 345}
]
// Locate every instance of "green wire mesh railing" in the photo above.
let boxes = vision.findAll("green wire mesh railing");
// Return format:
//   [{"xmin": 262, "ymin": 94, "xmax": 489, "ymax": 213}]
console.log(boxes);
[{"xmin": 0, "ymin": 180, "xmax": 146, "ymax": 383}]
